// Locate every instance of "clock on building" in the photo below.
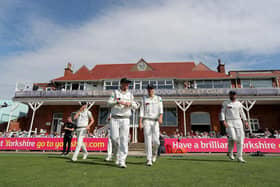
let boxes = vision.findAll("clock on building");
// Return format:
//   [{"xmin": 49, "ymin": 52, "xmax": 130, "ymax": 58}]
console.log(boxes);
[{"xmin": 137, "ymin": 62, "xmax": 147, "ymax": 71}]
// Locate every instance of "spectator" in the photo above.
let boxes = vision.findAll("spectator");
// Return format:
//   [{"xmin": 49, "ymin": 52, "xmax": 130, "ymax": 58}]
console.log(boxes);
[
  {"xmin": 170, "ymin": 131, "xmax": 178, "ymax": 138},
  {"xmin": 264, "ymin": 128, "xmax": 272, "ymax": 138},
  {"xmin": 186, "ymin": 131, "xmax": 192, "ymax": 138},
  {"xmin": 193, "ymin": 131, "xmax": 201, "ymax": 138},
  {"xmin": 273, "ymin": 130, "xmax": 280, "ymax": 138},
  {"xmin": 201, "ymin": 132, "xmax": 209, "ymax": 138}
]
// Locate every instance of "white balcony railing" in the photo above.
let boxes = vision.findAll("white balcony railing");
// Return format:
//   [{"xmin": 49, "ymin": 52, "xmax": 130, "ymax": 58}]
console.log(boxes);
[{"xmin": 14, "ymin": 88, "xmax": 280, "ymax": 98}]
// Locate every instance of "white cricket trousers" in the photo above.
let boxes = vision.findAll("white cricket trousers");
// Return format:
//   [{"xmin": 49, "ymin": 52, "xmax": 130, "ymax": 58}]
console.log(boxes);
[
  {"xmin": 143, "ymin": 119, "xmax": 160, "ymax": 161},
  {"xmin": 72, "ymin": 128, "xmax": 88, "ymax": 160},
  {"xmin": 226, "ymin": 119, "xmax": 245, "ymax": 159},
  {"xmin": 110, "ymin": 117, "xmax": 130, "ymax": 164},
  {"xmin": 107, "ymin": 134, "xmax": 112, "ymax": 158}
]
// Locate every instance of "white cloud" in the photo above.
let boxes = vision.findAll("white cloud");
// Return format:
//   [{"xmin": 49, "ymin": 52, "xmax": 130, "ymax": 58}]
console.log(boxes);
[{"xmin": 1, "ymin": 0, "xmax": 280, "ymax": 98}]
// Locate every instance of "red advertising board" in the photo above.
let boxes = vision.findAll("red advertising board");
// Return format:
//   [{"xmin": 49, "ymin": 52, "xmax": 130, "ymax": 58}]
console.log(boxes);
[
  {"xmin": 0, "ymin": 138, "xmax": 108, "ymax": 151},
  {"xmin": 165, "ymin": 138, "xmax": 280, "ymax": 153}
]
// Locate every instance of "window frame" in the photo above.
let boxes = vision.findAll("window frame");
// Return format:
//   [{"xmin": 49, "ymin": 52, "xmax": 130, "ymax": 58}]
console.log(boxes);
[
  {"xmin": 196, "ymin": 80, "xmax": 231, "ymax": 89},
  {"xmin": 241, "ymin": 79, "xmax": 273, "ymax": 88},
  {"xmin": 249, "ymin": 118, "xmax": 260, "ymax": 131},
  {"xmin": 161, "ymin": 107, "xmax": 178, "ymax": 127},
  {"xmin": 104, "ymin": 80, "xmax": 120, "ymax": 90},
  {"xmin": 190, "ymin": 112, "xmax": 211, "ymax": 126}
]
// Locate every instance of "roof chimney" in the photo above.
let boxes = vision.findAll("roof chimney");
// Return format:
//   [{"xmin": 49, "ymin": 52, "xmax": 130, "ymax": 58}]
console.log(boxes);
[
  {"xmin": 217, "ymin": 59, "xmax": 225, "ymax": 73},
  {"xmin": 64, "ymin": 62, "xmax": 73, "ymax": 77}
]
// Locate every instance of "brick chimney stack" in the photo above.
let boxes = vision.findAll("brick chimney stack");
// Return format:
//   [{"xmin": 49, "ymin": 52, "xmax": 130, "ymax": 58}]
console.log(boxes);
[
  {"xmin": 64, "ymin": 62, "xmax": 73, "ymax": 77},
  {"xmin": 217, "ymin": 59, "xmax": 225, "ymax": 73}
]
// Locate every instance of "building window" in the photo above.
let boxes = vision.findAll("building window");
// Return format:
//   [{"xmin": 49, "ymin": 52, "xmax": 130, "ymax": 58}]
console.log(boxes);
[
  {"xmin": 241, "ymin": 79, "xmax": 273, "ymax": 88},
  {"xmin": 213, "ymin": 80, "xmax": 231, "ymax": 88},
  {"xmin": 142, "ymin": 80, "xmax": 149, "ymax": 89},
  {"xmin": 191, "ymin": 112, "xmax": 211, "ymax": 132},
  {"xmin": 104, "ymin": 81, "xmax": 120, "ymax": 90},
  {"xmin": 65, "ymin": 83, "xmax": 71, "ymax": 90},
  {"xmin": 134, "ymin": 80, "xmax": 141, "ymax": 90},
  {"xmin": 98, "ymin": 108, "xmax": 110, "ymax": 125},
  {"xmin": 129, "ymin": 80, "xmax": 134, "ymax": 90},
  {"xmin": 196, "ymin": 80, "xmax": 213, "ymax": 88},
  {"xmin": 79, "ymin": 82, "xmax": 85, "ymax": 90},
  {"xmin": 162, "ymin": 108, "xmax": 177, "ymax": 126},
  {"xmin": 60, "ymin": 82, "xmax": 96, "ymax": 91},
  {"xmin": 196, "ymin": 80, "xmax": 231, "ymax": 89},
  {"xmin": 250, "ymin": 118, "xmax": 260, "ymax": 131},
  {"xmin": 165, "ymin": 80, "xmax": 174, "ymax": 89},
  {"xmin": 51, "ymin": 113, "xmax": 64, "ymax": 134},
  {"xmin": 141, "ymin": 80, "xmax": 174, "ymax": 90},
  {"xmin": 72, "ymin": 83, "xmax": 79, "ymax": 90},
  {"xmin": 104, "ymin": 79, "xmax": 174, "ymax": 90}
]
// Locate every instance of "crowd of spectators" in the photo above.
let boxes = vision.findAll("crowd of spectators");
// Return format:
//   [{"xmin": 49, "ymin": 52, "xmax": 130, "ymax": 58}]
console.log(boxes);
[
  {"xmin": 160, "ymin": 128, "xmax": 280, "ymax": 139},
  {"xmin": 0, "ymin": 128, "xmax": 106, "ymax": 138},
  {"xmin": 160, "ymin": 130, "xmax": 227, "ymax": 139}
]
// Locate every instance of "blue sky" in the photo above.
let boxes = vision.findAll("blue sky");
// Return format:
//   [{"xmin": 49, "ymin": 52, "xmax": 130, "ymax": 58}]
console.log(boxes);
[{"xmin": 0, "ymin": 0, "xmax": 280, "ymax": 99}]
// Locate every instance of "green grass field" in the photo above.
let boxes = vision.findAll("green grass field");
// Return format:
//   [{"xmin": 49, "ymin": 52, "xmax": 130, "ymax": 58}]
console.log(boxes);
[{"xmin": 0, "ymin": 153, "xmax": 279, "ymax": 187}]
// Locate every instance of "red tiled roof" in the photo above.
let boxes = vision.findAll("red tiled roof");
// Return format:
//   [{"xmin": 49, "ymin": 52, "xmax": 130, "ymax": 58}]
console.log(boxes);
[
  {"xmin": 53, "ymin": 65, "xmax": 92, "ymax": 81},
  {"xmin": 192, "ymin": 62, "xmax": 212, "ymax": 72},
  {"xmin": 52, "ymin": 61, "xmax": 230, "ymax": 82}
]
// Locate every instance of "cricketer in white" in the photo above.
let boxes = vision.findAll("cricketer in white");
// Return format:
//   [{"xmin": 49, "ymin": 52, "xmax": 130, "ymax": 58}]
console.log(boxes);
[
  {"xmin": 72, "ymin": 102, "xmax": 94, "ymax": 162},
  {"xmin": 220, "ymin": 91, "xmax": 249, "ymax": 163},
  {"xmin": 107, "ymin": 78, "xmax": 138, "ymax": 168},
  {"xmin": 139, "ymin": 84, "xmax": 163, "ymax": 166}
]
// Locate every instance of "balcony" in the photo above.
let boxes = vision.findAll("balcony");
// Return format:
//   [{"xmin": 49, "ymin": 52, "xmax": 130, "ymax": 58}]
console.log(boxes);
[{"xmin": 14, "ymin": 88, "xmax": 280, "ymax": 98}]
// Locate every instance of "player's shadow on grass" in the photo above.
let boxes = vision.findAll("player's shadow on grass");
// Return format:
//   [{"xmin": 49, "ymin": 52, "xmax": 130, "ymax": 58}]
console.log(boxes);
[
  {"xmin": 47, "ymin": 155, "xmax": 119, "ymax": 167},
  {"xmin": 87, "ymin": 156, "xmax": 108, "ymax": 161},
  {"xmin": 67, "ymin": 160, "xmax": 120, "ymax": 168},
  {"xmin": 126, "ymin": 161, "xmax": 146, "ymax": 165},
  {"xmin": 167, "ymin": 158, "xmax": 234, "ymax": 163},
  {"xmin": 47, "ymin": 155, "xmax": 72, "ymax": 160}
]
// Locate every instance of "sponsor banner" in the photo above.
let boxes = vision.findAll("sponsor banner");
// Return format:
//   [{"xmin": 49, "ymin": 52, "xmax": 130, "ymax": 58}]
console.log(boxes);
[
  {"xmin": 164, "ymin": 138, "xmax": 280, "ymax": 153},
  {"xmin": 0, "ymin": 138, "xmax": 108, "ymax": 151}
]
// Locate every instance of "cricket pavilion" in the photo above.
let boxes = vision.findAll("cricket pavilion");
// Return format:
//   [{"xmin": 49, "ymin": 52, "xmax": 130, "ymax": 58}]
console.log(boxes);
[{"xmin": 12, "ymin": 58, "xmax": 280, "ymax": 142}]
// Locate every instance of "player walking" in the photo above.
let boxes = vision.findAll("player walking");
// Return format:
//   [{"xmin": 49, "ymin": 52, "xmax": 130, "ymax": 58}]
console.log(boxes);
[
  {"xmin": 221, "ymin": 91, "xmax": 249, "ymax": 163},
  {"xmin": 72, "ymin": 102, "xmax": 94, "ymax": 162},
  {"xmin": 107, "ymin": 78, "xmax": 138, "ymax": 168},
  {"xmin": 105, "ymin": 114, "xmax": 113, "ymax": 161},
  {"xmin": 139, "ymin": 84, "xmax": 163, "ymax": 166}
]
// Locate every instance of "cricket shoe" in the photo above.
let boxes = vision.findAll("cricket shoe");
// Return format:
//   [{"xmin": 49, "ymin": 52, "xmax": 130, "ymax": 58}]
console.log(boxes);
[
  {"xmin": 152, "ymin": 155, "xmax": 157, "ymax": 163},
  {"xmin": 115, "ymin": 160, "xmax": 120, "ymax": 166},
  {"xmin": 83, "ymin": 153, "xmax": 88, "ymax": 160},
  {"xmin": 71, "ymin": 158, "xmax": 77, "ymax": 162},
  {"xmin": 105, "ymin": 156, "xmax": 112, "ymax": 162},
  {"xmin": 227, "ymin": 153, "xmax": 235, "ymax": 160},
  {"xmin": 119, "ymin": 163, "xmax": 127, "ymax": 168},
  {"xmin": 147, "ymin": 160, "xmax": 153, "ymax": 166},
  {"xmin": 237, "ymin": 158, "xmax": 247, "ymax": 163}
]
